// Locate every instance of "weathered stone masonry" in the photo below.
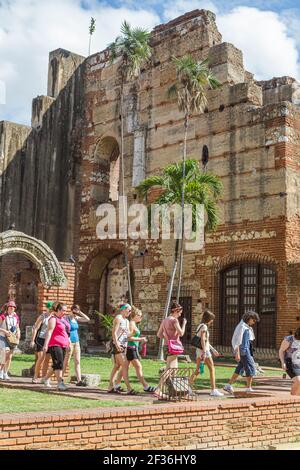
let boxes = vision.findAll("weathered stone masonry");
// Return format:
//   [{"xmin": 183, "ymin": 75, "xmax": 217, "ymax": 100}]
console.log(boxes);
[{"xmin": 1, "ymin": 9, "xmax": 300, "ymax": 352}]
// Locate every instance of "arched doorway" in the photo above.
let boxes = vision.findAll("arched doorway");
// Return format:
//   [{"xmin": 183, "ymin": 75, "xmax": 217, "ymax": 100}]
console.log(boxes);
[
  {"xmin": 220, "ymin": 263, "xmax": 276, "ymax": 348},
  {"xmin": 0, "ymin": 254, "xmax": 40, "ymax": 337},
  {"xmin": 0, "ymin": 230, "xmax": 69, "ymax": 337},
  {"xmin": 0, "ymin": 230, "xmax": 66, "ymax": 287},
  {"xmin": 84, "ymin": 249, "xmax": 134, "ymax": 344}
]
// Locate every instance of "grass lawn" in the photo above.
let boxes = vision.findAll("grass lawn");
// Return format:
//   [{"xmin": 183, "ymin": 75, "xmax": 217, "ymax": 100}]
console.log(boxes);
[
  {"xmin": 0, "ymin": 388, "xmax": 141, "ymax": 413},
  {"xmin": 9, "ymin": 354, "xmax": 282, "ymax": 393}
]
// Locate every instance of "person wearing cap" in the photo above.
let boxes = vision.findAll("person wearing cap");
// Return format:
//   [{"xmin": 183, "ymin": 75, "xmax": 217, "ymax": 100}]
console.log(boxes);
[
  {"xmin": 30, "ymin": 301, "xmax": 54, "ymax": 383},
  {"xmin": 0, "ymin": 301, "xmax": 20, "ymax": 380},
  {"xmin": 108, "ymin": 303, "xmax": 137, "ymax": 395}
]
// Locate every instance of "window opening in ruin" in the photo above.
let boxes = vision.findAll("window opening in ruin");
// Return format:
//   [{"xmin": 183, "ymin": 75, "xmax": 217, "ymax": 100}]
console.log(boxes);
[
  {"xmin": 93, "ymin": 137, "xmax": 120, "ymax": 203},
  {"xmin": 202, "ymin": 145, "xmax": 209, "ymax": 168}
]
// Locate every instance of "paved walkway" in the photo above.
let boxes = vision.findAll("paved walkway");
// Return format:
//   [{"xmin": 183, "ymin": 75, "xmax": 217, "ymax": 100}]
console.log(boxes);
[{"xmin": 0, "ymin": 374, "xmax": 293, "ymax": 406}]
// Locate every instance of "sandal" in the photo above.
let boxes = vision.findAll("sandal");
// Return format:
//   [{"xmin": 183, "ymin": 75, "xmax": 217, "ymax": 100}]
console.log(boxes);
[
  {"xmin": 144, "ymin": 386, "xmax": 156, "ymax": 393},
  {"xmin": 127, "ymin": 389, "xmax": 137, "ymax": 395}
]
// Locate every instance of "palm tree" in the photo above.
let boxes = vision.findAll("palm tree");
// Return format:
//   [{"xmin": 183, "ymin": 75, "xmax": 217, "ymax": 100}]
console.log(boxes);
[
  {"xmin": 108, "ymin": 21, "xmax": 152, "ymax": 304},
  {"xmin": 168, "ymin": 55, "xmax": 221, "ymax": 301},
  {"xmin": 137, "ymin": 159, "xmax": 223, "ymax": 360}
]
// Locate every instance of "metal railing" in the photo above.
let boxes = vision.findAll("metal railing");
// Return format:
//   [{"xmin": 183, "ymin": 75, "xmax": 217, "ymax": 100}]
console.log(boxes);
[{"xmin": 157, "ymin": 367, "xmax": 196, "ymax": 402}]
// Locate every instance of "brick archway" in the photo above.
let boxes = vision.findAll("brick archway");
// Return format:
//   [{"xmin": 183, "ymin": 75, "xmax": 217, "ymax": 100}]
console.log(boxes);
[
  {"xmin": 77, "ymin": 240, "xmax": 134, "ymax": 346},
  {"xmin": 213, "ymin": 252, "xmax": 282, "ymax": 273},
  {"xmin": 0, "ymin": 230, "xmax": 67, "ymax": 287}
]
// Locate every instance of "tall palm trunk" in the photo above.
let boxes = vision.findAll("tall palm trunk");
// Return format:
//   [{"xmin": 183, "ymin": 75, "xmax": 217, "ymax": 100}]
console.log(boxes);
[
  {"xmin": 176, "ymin": 113, "xmax": 189, "ymax": 302},
  {"xmin": 120, "ymin": 81, "xmax": 133, "ymax": 305},
  {"xmin": 157, "ymin": 238, "xmax": 179, "ymax": 360}
]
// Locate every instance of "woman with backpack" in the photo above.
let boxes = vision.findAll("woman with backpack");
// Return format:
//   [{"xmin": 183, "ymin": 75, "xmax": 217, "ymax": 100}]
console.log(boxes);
[
  {"xmin": 42, "ymin": 303, "xmax": 70, "ymax": 391},
  {"xmin": 30, "ymin": 301, "xmax": 54, "ymax": 383},
  {"xmin": 0, "ymin": 301, "xmax": 20, "ymax": 380},
  {"xmin": 279, "ymin": 327, "xmax": 300, "ymax": 395},
  {"xmin": 190, "ymin": 310, "xmax": 224, "ymax": 397}
]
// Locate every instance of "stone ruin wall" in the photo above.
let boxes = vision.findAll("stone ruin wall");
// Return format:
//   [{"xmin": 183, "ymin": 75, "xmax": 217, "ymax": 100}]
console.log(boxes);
[
  {"xmin": 0, "ymin": 49, "xmax": 86, "ymax": 262},
  {"xmin": 76, "ymin": 10, "xmax": 300, "ymax": 348}
]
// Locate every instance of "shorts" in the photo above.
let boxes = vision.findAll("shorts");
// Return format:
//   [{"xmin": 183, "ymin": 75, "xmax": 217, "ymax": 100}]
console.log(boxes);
[
  {"xmin": 48, "ymin": 346, "xmax": 67, "ymax": 370},
  {"xmin": 0, "ymin": 335, "xmax": 16, "ymax": 353},
  {"xmin": 0, "ymin": 335, "xmax": 10, "ymax": 351},
  {"xmin": 112, "ymin": 342, "xmax": 127, "ymax": 356},
  {"xmin": 35, "ymin": 337, "xmax": 46, "ymax": 353},
  {"xmin": 126, "ymin": 346, "xmax": 140, "ymax": 361},
  {"xmin": 235, "ymin": 353, "xmax": 256, "ymax": 377},
  {"xmin": 286, "ymin": 358, "xmax": 300, "ymax": 379},
  {"xmin": 196, "ymin": 349, "xmax": 212, "ymax": 360}
]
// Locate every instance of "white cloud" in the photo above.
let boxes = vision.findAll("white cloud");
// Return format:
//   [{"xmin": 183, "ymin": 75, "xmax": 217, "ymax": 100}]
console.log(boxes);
[
  {"xmin": 163, "ymin": 3, "xmax": 300, "ymax": 81},
  {"xmin": 0, "ymin": 0, "xmax": 159, "ymax": 125},
  {"xmin": 1, "ymin": 1, "xmax": 300, "ymax": 126},
  {"xmin": 163, "ymin": 0, "xmax": 218, "ymax": 22},
  {"xmin": 218, "ymin": 6, "xmax": 300, "ymax": 80}
]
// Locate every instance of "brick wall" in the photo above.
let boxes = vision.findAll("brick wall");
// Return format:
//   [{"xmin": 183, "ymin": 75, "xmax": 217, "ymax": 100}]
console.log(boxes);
[
  {"xmin": 37, "ymin": 262, "xmax": 75, "ymax": 313},
  {"xmin": 1, "ymin": 397, "xmax": 300, "ymax": 450}
]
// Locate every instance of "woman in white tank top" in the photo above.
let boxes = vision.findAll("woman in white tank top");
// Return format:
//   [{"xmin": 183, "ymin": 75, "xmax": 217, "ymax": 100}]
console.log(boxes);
[{"xmin": 108, "ymin": 303, "xmax": 137, "ymax": 395}]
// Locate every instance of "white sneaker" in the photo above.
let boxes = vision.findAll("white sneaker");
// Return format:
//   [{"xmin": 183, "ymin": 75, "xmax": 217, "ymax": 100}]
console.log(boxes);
[
  {"xmin": 3, "ymin": 372, "xmax": 10, "ymax": 380},
  {"xmin": 245, "ymin": 387, "xmax": 254, "ymax": 393},
  {"xmin": 210, "ymin": 389, "xmax": 224, "ymax": 397},
  {"xmin": 0, "ymin": 370, "xmax": 3, "ymax": 380},
  {"xmin": 42, "ymin": 378, "xmax": 51, "ymax": 387},
  {"xmin": 223, "ymin": 384, "xmax": 234, "ymax": 394},
  {"xmin": 57, "ymin": 381, "xmax": 67, "ymax": 391}
]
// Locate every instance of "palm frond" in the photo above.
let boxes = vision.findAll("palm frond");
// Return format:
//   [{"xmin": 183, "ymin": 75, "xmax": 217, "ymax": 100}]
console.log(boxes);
[
  {"xmin": 170, "ymin": 54, "xmax": 221, "ymax": 115},
  {"xmin": 136, "ymin": 176, "xmax": 165, "ymax": 198},
  {"xmin": 137, "ymin": 159, "xmax": 223, "ymax": 234},
  {"xmin": 109, "ymin": 21, "xmax": 152, "ymax": 79}
]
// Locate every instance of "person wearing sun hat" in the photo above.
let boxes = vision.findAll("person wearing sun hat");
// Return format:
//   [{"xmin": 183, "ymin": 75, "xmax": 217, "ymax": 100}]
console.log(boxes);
[
  {"xmin": 0, "ymin": 300, "xmax": 20, "ymax": 380},
  {"xmin": 30, "ymin": 300, "xmax": 55, "ymax": 384}
]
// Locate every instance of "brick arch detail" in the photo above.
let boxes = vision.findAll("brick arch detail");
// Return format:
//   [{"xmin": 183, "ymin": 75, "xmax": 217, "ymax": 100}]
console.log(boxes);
[
  {"xmin": 0, "ymin": 230, "xmax": 67, "ymax": 287},
  {"xmin": 93, "ymin": 134, "xmax": 120, "ymax": 161},
  {"xmin": 213, "ymin": 252, "xmax": 284, "ymax": 273},
  {"xmin": 79, "ymin": 240, "xmax": 126, "ymax": 276}
]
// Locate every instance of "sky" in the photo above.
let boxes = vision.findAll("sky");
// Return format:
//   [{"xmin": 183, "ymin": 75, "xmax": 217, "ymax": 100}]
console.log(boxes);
[{"xmin": 0, "ymin": 0, "xmax": 300, "ymax": 125}]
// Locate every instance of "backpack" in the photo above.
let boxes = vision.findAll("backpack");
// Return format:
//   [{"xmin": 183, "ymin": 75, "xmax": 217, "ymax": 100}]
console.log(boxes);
[
  {"xmin": 191, "ymin": 324, "xmax": 204, "ymax": 349},
  {"xmin": 34, "ymin": 314, "xmax": 46, "ymax": 346}
]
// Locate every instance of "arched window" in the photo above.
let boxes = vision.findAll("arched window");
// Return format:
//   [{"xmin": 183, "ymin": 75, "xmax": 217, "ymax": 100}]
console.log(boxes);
[
  {"xmin": 92, "ymin": 137, "xmax": 120, "ymax": 203},
  {"xmin": 220, "ymin": 263, "xmax": 276, "ymax": 348},
  {"xmin": 201, "ymin": 145, "xmax": 209, "ymax": 168},
  {"xmin": 202, "ymin": 145, "xmax": 209, "ymax": 168}
]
